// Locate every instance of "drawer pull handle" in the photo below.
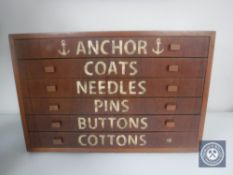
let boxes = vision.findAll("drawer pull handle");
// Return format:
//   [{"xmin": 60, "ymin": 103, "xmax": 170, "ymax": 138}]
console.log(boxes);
[
  {"xmin": 44, "ymin": 66, "xmax": 55, "ymax": 73},
  {"xmin": 51, "ymin": 121, "xmax": 62, "ymax": 128},
  {"xmin": 49, "ymin": 104, "xmax": 59, "ymax": 111},
  {"xmin": 170, "ymin": 44, "xmax": 181, "ymax": 51},
  {"xmin": 166, "ymin": 137, "xmax": 173, "ymax": 143},
  {"xmin": 165, "ymin": 119, "xmax": 175, "ymax": 128},
  {"xmin": 166, "ymin": 104, "xmax": 177, "ymax": 111},
  {"xmin": 46, "ymin": 85, "xmax": 57, "ymax": 92},
  {"xmin": 168, "ymin": 65, "xmax": 179, "ymax": 72},
  {"xmin": 167, "ymin": 85, "xmax": 178, "ymax": 92},
  {"xmin": 52, "ymin": 137, "xmax": 63, "ymax": 145}
]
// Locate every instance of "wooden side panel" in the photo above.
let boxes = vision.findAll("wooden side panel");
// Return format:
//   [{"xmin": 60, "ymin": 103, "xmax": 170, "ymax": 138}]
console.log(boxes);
[
  {"xmin": 198, "ymin": 32, "xmax": 216, "ymax": 141},
  {"xmin": 9, "ymin": 36, "xmax": 31, "ymax": 150}
]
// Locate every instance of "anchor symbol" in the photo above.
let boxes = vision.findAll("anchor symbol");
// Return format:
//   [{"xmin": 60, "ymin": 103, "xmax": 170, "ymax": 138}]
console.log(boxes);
[
  {"xmin": 152, "ymin": 38, "xmax": 164, "ymax": 55},
  {"xmin": 58, "ymin": 40, "xmax": 70, "ymax": 56}
]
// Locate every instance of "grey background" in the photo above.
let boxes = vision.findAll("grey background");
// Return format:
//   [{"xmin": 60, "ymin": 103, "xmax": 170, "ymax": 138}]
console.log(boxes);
[{"xmin": 0, "ymin": 0, "xmax": 233, "ymax": 113}]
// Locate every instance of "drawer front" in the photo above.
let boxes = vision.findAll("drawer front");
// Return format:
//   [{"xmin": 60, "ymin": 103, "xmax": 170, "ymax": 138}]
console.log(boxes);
[
  {"xmin": 29, "ymin": 132, "xmax": 198, "ymax": 148},
  {"xmin": 25, "ymin": 98, "xmax": 202, "ymax": 115},
  {"xmin": 22, "ymin": 58, "xmax": 207, "ymax": 78},
  {"xmin": 27, "ymin": 115, "xmax": 199, "ymax": 132},
  {"xmin": 27, "ymin": 78, "xmax": 204, "ymax": 97},
  {"xmin": 15, "ymin": 37, "xmax": 209, "ymax": 59}
]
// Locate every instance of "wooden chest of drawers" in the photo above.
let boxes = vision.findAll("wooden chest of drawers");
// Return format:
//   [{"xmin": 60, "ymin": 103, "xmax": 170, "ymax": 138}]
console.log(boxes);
[{"xmin": 9, "ymin": 31, "xmax": 215, "ymax": 152}]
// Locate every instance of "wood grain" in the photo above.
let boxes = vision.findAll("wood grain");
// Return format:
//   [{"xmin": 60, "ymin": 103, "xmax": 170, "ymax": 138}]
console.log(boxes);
[
  {"xmin": 27, "ymin": 115, "xmax": 199, "ymax": 132},
  {"xmin": 25, "ymin": 98, "xmax": 202, "ymax": 115},
  {"xmin": 14, "ymin": 37, "xmax": 209, "ymax": 59},
  {"xmin": 21, "ymin": 58, "xmax": 207, "ymax": 78},
  {"xmin": 27, "ymin": 78, "xmax": 204, "ymax": 97},
  {"xmin": 30, "ymin": 132, "xmax": 198, "ymax": 148},
  {"xmin": 9, "ymin": 31, "xmax": 215, "ymax": 152}
]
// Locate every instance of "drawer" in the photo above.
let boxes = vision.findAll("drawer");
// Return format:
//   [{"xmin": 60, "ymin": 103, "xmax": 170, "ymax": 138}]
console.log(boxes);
[
  {"xmin": 25, "ymin": 98, "xmax": 202, "ymax": 115},
  {"xmin": 14, "ymin": 36, "xmax": 209, "ymax": 59},
  {"xmin": 29, "ymin": 132, "xmax": 198, "ymax": 148},
  {"xmin": 27, "ymin": 115, "xmax": 200, "ymax": 132},
  {"xmin": 21, "ymin": 58, "xmax": 207, "ymax": 78},
  {"xmin": 27, "ymin": 78, "xmax": 204, "ymax": 97}
]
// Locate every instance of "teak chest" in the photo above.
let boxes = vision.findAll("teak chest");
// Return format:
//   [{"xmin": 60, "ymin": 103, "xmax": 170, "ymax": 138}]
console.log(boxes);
[{"xmin": 9, "ymin": 31, "xmax": 215, "ymax": 152}]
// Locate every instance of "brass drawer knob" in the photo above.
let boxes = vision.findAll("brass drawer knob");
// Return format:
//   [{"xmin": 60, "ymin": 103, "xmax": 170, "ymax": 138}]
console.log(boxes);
[
  {"xmin": 49, "ymin": 104, "xmax": 59, "ymax": 111},
  {"xmin": 165, "ymin": 119, "xmax": 175, "ymax": 128},
  {"xmin": 167, "ymin": 85, "xmax": 178, "ymax": 92},
  {"xmin": 44, "ymin": 66, "xmax": 55, "ymax": 73},
  {"xmin": 168, "ymin": 65, "xmax": 179, "ymax": 72},
  {"xmin": 46, "ymin": 85, "xmax": 57, "ymax": 92},
  {"xmin": 166, "ymin": 137, "xmax": 173, "ymax": 143},
  {"xmin": 166, "ymin": 104, "xmax": 177, "ymax": 111},
  {"xmin": 52, "ymin": 137, "xmax": 63, "ymax": 145},
  {"xmin": 170, "ymin": 44, "xmax": 181, "ymax": 51},
  {"xmin": 51, "ymin": 121, "xmax": 62, "ymax": 128}
]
